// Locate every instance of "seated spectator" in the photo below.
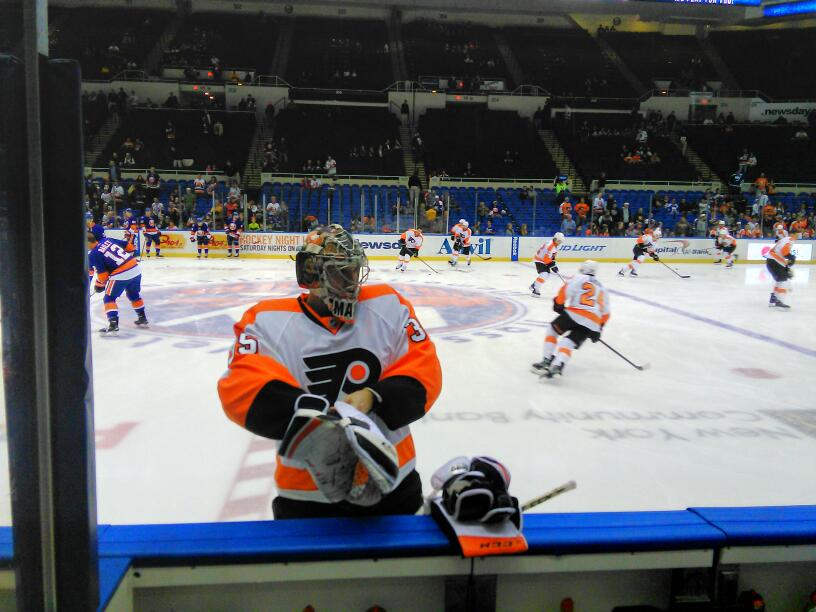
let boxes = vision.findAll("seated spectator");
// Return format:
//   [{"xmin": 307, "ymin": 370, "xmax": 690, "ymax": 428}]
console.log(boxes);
[
  {"xmin": 484, "ymin": 220, "xmax": 495, "ymax": 235},
  {"xmin": 559, "ymin": 198, "xmax": 573, "ymax": 218},
  {"xmin": 505, "ymin": 222, "xmax": 515, "ymax": 235},
  {"xmin": 247, "ymin": 215, "xmax": 261, "ymax": 232},
  {"xmin": 675, "ymin": 215, "xmax": 690, "ymax": 236},
  {"xmin": 363, "ymin": 216, "xmax": 376, "ymax": 233},
  {"xmin": 520, "ymin": 223, "xmax": 528, "ymax": 236}
]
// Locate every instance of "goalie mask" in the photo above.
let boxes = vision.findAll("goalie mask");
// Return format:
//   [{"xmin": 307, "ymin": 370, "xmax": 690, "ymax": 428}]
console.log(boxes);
[{"xmin": 296, "ymin": 224, "xmax": 370, "ymax": 323}]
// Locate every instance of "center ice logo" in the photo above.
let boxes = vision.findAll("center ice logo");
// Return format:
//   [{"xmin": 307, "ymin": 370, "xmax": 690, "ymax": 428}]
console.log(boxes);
[{"xmin": 120, "ymin": 281, "xmax": 526, "ymax": 340}]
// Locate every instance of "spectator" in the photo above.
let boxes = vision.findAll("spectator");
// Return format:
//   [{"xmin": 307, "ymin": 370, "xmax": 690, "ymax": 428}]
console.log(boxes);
[
  {"xmin": 520, "ymin": 223, "xmax": 528, "ymax": 236},
  {"xmin": 754, "ymin": 173, "xmax": 768, "ymax": 193},
  {"xmin": 574, "ymin": 197, "xmax": 589, "ymax": 222},
  {"xmin": 695, "ymin": 214, "xmax": 708, "ymax": 237},
  {"xmin": 146, "ymin": 167, "xmax": 161, "ymax": 193},
  {"xmin": 363, "ymin": 216, "xmax": 376, "ymax": 233},
  {"xmin": 675, "ymin": 215, "xmax": 690, "ymax": 237},
  {"xmin": 560, "ymin": 213, "xmax": 577, "ymax": 236},
  {"xmin": 400, "ymin": 99, "xmax": 410, "ymax": 125},
  {"xmin": 484, "ymin": 220, "xmax": 495, "ymax": 235},
  {"xmin": 592, "ymin": 192, "xmax": 605, "ymax": 217},
  {"xmin": 325, "ymin": 155, "xmax": 337, "ymax": 177},
  {"xmin": 213, "ymin": 119, "xmax": 224, "ymax": 137},
  {"xmin": 621, "ymin": 202, "xmax": 630, "ymax": 224},
  {"xmin": 505, "ymin": 222, "xmax": 515, "ymax": 235},
  {"xmin": 559, "ymin": 198, "xmax": 573, "ymax": 218},
  {"xmin": 247, "ymin": 215, "xmax": 261, "ymax": 232}
]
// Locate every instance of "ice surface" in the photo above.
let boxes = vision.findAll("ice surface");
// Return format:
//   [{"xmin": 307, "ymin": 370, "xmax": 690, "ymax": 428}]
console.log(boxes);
[{"xmin": 1, "ymin": 257, "xmax": 815, "ymax": 524}]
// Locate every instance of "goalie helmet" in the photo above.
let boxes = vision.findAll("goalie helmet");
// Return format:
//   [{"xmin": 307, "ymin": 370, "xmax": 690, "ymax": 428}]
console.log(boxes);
[
  {"xmin": 579, "ymin": 260, "xmax": 598, "ymax": 276},
  {"xmin": 296, "ymin": 224, "xmax": 369, "ymax": 323}
]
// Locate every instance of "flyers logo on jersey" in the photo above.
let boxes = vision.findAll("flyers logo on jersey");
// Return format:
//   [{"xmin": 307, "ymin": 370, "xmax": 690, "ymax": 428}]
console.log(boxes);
[{"xmin": 303, "ymin": 348, "xmax": 382, "ymax": 403}]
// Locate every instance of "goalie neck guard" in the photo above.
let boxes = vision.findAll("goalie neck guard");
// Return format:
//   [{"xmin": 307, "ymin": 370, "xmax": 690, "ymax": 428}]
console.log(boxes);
[{"xmin": 296, "ymin": 224, "xmax": 370, "ymax": 323}]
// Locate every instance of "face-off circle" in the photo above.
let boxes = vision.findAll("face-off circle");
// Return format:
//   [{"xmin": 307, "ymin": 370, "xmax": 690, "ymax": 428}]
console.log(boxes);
[{"xmin": 97, "ymin": 280, "xmax": 528, "ymax": 340}]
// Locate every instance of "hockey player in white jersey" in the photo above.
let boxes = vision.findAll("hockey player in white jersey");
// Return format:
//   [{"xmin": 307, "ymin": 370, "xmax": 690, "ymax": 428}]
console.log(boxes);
[
  {"xmin": 530, "ymin": 232, "xmax": 564, "ymax": 296},
  {"xmin": 218, "ymin": 224, "xmax": 442, "ymax": 518},
  {"xmin": 448, "ymin": 219, "xmax": 472, "ymax": 267},
  {"xmin": 532, "ymin": 260, "xmax": 610, "ymax": 378},
  {"xmin": 396, "ymin": 228, "xmax": 423, "ymax": 272}
]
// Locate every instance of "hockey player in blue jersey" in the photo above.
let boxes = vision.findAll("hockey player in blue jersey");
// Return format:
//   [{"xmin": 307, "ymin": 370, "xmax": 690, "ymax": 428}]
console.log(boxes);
[
  {"xmin": 225, "ymin": 212, "xmax": 243, "ymax": 258},
  {"xmin": 141, "ymin": 208, "xmax": 163, "ymax": 258},
  {"xmin": 190, "ymin": 217, "xmax": 211, "ymax": 258},
  {"xmin": 88, "ymin": 233, "xmax": 148, "ymax": 334},
  {"xmin": 85, "ymin": 211, "xmax": 106, "ymax": 241}
]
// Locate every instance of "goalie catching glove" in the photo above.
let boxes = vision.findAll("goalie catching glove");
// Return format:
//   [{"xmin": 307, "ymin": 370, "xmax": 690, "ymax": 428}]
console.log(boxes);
[
  {"xmin": 278, "ymin": 395, "xmax": 400, "ymax": 507},
  {"xmin": 431, "ymin": 455, "xmax": 520, "ymax": 526}
]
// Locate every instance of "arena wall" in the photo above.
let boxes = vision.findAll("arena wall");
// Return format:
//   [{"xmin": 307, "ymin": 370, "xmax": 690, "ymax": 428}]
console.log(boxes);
[{"xmin": 105, "ymin": 230, "xmax": 814, "ymax": 262}]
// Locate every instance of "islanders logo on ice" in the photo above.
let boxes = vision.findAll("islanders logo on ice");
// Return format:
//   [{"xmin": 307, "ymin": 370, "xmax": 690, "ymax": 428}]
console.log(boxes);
[{"xmin": 119, "ymin": 279, "xmax": 526, "ymax": 341}]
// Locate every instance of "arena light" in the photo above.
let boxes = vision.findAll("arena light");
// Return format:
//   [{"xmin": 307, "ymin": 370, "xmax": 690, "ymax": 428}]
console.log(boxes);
[
  {"xmin": 193, "ymin": 85, "xmax": 199, "ymax": 90},
  {"xmin": 763, "ymin": 0, "xmax": 816, "ymax": 16}
]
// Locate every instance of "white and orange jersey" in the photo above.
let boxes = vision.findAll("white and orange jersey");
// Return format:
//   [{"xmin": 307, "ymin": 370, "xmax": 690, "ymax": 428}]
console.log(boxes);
[
  {"xmin": 636, "ymin": 233, "xmax": 656, "ymax": 250},
  {"xmin": 554, "ymin": 273, "xmax": 610, "ymax": 333},
  {"xmin": 450, "ymin": 224, "xmax": 472, "ymax": 246},
  {"xmin": 400, "ymin": 229, "xmax": 423, "ymax": 250},
  {"xmin": 218, "ymin": 284, "xmax": 442, "ymax": 504},
  {"xmin": 534, "ymin": 240, "xmax": 559, "ymax": 265},
  {"xmin": 717, "ymin": 232, "xmax": 737, "ymax": 248},
  {"xmin": 767, "ymin": 236, "xmax": 794, "ymax": 266}
]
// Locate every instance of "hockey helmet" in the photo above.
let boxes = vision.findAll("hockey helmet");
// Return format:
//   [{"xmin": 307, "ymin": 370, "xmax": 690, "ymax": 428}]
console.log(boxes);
[
  {"xmin": 553, "ymin": 232, "xmax": 565, "ymax": 243},
  {"xmin": 579, "ymin": 260, "xmax": 599, "ymax": 276},
  {"xmin": 653, "ymin": 227, "xmax": 662, "ymax": 239},
  {"xmin": 296, "ymin": 224, "xmax": 369, "ymax": 323},
  {"xmin": 459, "ymin": 219, "xmax": 469, "ymax": 228}
]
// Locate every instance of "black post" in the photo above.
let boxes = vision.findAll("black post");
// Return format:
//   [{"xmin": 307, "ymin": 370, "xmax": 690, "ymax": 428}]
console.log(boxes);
[
  {"xmin": 42, "ymin": 58, "xmax": 99, "ymax": 611},
  {"xmin": 0, "ymin": 52, "xmax": 49, "ymax": 612}
]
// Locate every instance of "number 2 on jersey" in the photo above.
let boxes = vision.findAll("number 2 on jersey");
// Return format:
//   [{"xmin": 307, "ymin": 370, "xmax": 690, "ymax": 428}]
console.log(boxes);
[{"xmin": 579, "ymin": 282, "xmax": 604, "ymax": 309}]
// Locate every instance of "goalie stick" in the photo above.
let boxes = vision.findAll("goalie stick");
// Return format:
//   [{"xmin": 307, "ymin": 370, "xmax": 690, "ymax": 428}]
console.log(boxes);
[{"xmin": 521, "ymin": 480, "xmax": 577, "ymax": 511}]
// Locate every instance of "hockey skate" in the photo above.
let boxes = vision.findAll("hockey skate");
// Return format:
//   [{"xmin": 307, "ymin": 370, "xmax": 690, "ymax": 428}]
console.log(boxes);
[
  {"xmin": 773, "ymin": 300, "xmax": 791, "ymax": 309},
  {"xmin": 543, "ymin": 363, "xmax": 564, "ymax": 378},
  {"xmin": 713, "ymin": 259, "xmax": 722, "ymax": 265},
  {"xmin": 156, "ymin": 253, "xmax": 164, "ymax": 258},
  {"xmin": 395, "ymin": 263, "xmax": 401, "ymax": 270},
  {"xmin": 629, "ymin": 270, "xmax": 638, "ymax": 277},
  {"xmin": 99, "ymin": 319, "xmax": 119, "ymax": 335},
  {"xmin": 725, "ymin": 262, "xmax": 734, "ymax": 268},
  {"xmin": 530, "ymin": 283, "xmax": 541, "ymax": 297},
  {"xmin": 448, "ymin": 259, "xmax": 457, "ymax": 267},
  {"xmin": 135, "ymin": 315, "xmax": 149, "ymax": 327},
  {"xmin": 530, "ymin": 357, "xmax": 553, "ymax": 375},
  {"xmin": 618, "ymin": 269, "xmax": 625, "ymax": 276}
]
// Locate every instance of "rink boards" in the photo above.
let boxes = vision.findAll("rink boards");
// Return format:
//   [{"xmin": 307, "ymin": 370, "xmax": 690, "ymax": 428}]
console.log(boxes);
[{"xmin": 105, "ymin": 230, "xmax": 815, "ymax": 263}]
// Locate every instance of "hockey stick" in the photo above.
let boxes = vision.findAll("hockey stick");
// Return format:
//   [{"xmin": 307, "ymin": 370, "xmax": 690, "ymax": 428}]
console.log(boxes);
[
  {"xmin": 658, "ymin": 260, "xmax": 690, "ymax": 279},
  {"xmin": 521, "ymin": 480, "xmax": 576, "ymax": 511},
  {"xmin": 416, "ymin": 256, "xmax": 441, "ymax": 274},
  {"xmin": 474, "ymin": 252, "xmax": 492, "ymax": 261},
  {"xmin": 599, "ymin": 339, "xmax": 649, "ymax": 371}
]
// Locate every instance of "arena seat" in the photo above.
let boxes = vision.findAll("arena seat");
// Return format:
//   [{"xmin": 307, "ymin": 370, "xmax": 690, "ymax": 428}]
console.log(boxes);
[
  {"xmin": 273, "ymin": 105, "xmax": 403, "ymax": 176},
  {"xmin": 93, "ymin": 108, "xmax": 255, "ymax": 173},
  {"xmin": 286, "ymin": 17, "xmax": 392, "ymax": 90},
  {"xmin": 553, "ymin": 113, "xmax": 697, "ymax": 183},
  {"xmin": 686, "ymin": 124, "xmax": 816, "ymax": 183},
  {"xmin": 49, "ymin": 7, "xmax": 169, "ymax": 78},
  {"xmin": 403, "ymin": 20, "xmax": 510, "ymax": 88},
  {"xmin": 710, "ymin": 29, "xmax": 816, "ymax": 99},
  {"xmin": 162, "ymin": 12, "xmax": 278, "ymax": 75},
  {"xmin": 599, "ymin": 32, "xmax": 716, "ymax": 91},
  {"xmin": 419, "ymin": 107, "xmax": 558, "ymax": 179},
  {"xmin": 504, "ymin": 26, "xmax": 635, "ymax": 97}
]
